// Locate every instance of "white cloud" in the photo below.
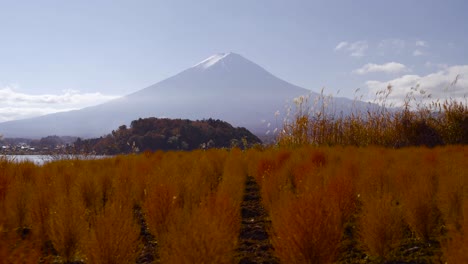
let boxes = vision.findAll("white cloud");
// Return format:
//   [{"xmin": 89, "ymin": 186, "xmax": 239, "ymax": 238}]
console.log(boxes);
[
  {"xmin": 413, "ymin": 49, "xmax": 424, "ymax": 56},
  {"xmin": 413, "ymin": 40, "xmax": 428, "ymax": 56},
  {"xmin": 365, "ymin": 65, "xmax": 468, "ymax": 106},
  {"xmin": 335, "ymin": 41, "xmax": 348, "ymax": 50},
  {"xmin": 334, "ymin": 40, "xmax": 368, "ymax": 57},
  {"xmin": 425, "ymin": 62, "xmax": 448, "ymax": 69},
  {"xmin": 354, "ymin": 62, "xmax": 408, "ymax": 75},
  {"xmin": 378, "ymin": 39, "xmax": 406, "ymax": 54},
  {"xmin": 0, "ymin": 107, "xmax": 76, "ymax": 123},
  {"xmin": 415, "ymin": 40, "xmax": 428, "ymax": 47},
  {"xmin": 0, "ymin": 86, "xmax": 119, "ymax": 122}
]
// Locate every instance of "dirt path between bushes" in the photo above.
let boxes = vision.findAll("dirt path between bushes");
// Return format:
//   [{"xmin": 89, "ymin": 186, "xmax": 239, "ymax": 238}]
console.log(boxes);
[
  {"xmin": 134, "ymin": 205, "xmax": 159, "ymax": 264},
  {"xmin": 236, "ymin": 176, "xmax": 279, "ymax": 264},
  {"xmin": 133, "ymin": 176, "xmax": 279, "ymax": 264}
]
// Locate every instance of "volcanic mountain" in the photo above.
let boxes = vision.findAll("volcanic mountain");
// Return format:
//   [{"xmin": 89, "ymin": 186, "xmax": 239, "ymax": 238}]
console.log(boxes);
[{"xmin": 0, "ymin": 52, "xmax": 367, "ymax": 138}]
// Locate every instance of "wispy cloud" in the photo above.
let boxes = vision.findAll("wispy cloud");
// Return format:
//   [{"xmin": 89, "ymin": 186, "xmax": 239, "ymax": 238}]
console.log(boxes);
[
  {"xmin": 413, "ymin": 49, "xmax": 424, "ymax": 56},
  {"xmin": 378, "ymin": 39, "xmax": 406, "ymax": 55},
  {"xmin": 415, "ymin": 40, "xmax": 428, "ymax": 47},
  {"xmin": 335, "ymin": 40, "xmax": 368, "ymax": 57},
  {"xmin": 365, "ymin": 65, "xmax": 468, "ymax": 105},
  {"xmin": 338, "ymin": 38, "xmax": 430, "ymax": 58},
  {"xmin": 0, "ymin": 106, "xmax": 77, "ymax": 123},
  {"xmin": 425, "ymin": 61, "xmax": 448, "ymax": 69},
  {"xmin": 354, "ymin": 62, "xmax": 408, "ymax": 75},
  {"xmin": 0, "ymin": 86, "xmax": 119, "ymax": 122},
  {"xmin": 413, "ymin": 40, "xmax": 429, "ymax": 56},
  {"xmin": 335, "ymin": 41, "xmax": 348, "ymax": 50}
]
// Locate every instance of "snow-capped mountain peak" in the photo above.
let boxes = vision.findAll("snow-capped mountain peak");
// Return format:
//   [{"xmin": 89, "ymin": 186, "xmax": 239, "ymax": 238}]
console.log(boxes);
[
  {"xmin": 0, "ymin": 52, "xmax": 370, "ymax": 138},
  {"xmin": 192, "ymin": 52, "xmax": 234, "ymax": 69}
]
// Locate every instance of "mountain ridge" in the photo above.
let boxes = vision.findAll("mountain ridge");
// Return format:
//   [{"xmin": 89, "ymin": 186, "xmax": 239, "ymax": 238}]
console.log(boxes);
[{"xmin": 0, "ymin": 53, "xmax": 368, "ymax": 138}]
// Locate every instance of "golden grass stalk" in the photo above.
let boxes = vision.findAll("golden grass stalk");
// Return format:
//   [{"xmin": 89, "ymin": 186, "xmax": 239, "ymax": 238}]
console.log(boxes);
[
  {"xmin": 271, "ymin": 190, "xmax": 342, "ymax": 263},
  {"xmin": 85, "ymin": 201, "xmax": 140, "ymax": 264},
  {"xmin": 359, "ymin": 193, "xmax": 404, "ymax": 258},
  {"xmin": 48, "ymin": 196, "xmax": 86, "ymax": 262},
  {"xmin": 276, "ymin": 88, "xmax": 467, "ymax": 147},
  {"xmin": 160, "ymin": 195, "xmax": 240, "ymax": 264}
]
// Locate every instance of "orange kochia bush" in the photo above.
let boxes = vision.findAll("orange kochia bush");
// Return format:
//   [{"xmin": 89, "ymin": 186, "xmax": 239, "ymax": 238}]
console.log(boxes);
[{"xmin": 0, "ymin": 146, "xmax": 466, "ymax": 263}]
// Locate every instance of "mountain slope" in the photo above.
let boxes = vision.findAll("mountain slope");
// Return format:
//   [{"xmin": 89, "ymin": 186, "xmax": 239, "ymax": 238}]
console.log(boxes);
[{"xmin": 0, "ymin": 53, "xmax": 368, "ymax": 138}]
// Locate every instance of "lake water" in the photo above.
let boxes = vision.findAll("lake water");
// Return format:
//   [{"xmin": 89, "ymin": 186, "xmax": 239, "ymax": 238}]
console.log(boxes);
[{"xmin": 2, "ymin": 155, "xmax": 108, "ymax": 165}]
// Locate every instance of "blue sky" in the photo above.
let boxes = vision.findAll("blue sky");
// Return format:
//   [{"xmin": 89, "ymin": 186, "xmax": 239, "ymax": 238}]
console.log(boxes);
[{"xmin": 1, "ymin": 0, "xmax": 467, "ymax": 121}]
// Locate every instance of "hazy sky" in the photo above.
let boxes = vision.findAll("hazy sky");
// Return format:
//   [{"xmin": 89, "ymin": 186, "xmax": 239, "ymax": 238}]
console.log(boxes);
[{"xmin": 1, "ymin": 0, "xmax": 467, "ymax": 121}]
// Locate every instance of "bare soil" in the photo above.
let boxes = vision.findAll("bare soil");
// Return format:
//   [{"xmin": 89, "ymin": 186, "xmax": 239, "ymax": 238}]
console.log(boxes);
[
  {"xmin": 236, "ymin": 176, "xmax": 279, "ymax": 264},
  {"xmin": 134, "ymin": 205, "xmax": 159, "ymax": 264}
]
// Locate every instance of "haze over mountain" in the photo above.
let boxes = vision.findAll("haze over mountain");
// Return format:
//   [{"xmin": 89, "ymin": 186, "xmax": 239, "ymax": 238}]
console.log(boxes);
[{"xmin": 0, "ymin": 53, "xmax": 370, "ymax": 138}]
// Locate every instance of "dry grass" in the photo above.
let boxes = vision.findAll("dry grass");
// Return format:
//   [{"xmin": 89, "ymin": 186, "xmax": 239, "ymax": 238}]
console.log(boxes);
[
  {"xmin": 436, "ymin": 146, "xmax": 468, "ymax": 263},
  {"xmin": 159, "ymin": 149, "xmax": 243, "ymax": 263},
  {"xmin": 0, "ymin": 160, "xmax": 42, "ymax": 263},
  {"xmin": 443, "ymin": 201, "xmax": 468, "ymax": 263},
  {"xmin": 144, "ymin": 175, "xmax": 179, "ymax": 239},
  {"xmin": 251, "ymin": 148, "xmax": 354, "ymax": 263},
  {"xmin": 31, "ymin": 173, "xmax": 56, "ymax": 246},
  {"xmin": 160, "ymin": 195, "xmax": 240, "ymax": 264},
  {"xmin": 277, "ymin": 89, "xmax": 467, "ymax": 148},
  {"xmin": 0, "ymin": 229, "xmax": 41, "ymax": 264},
  {"xmin": 0, "ymin": 143, "xmax": 466, "ymax": 263},
  {"xmin": 4, "ymin": 177, "xmax": 33, "ymax": 233},
  {"xmin": 85, "ymin": 201, "xmax": 140, "ymax": 264},
  {"xmin": 251, "ymin": 146, "xmax": 467, "ymax": 262},
  {"xmin": 359, "ymin": 193, "xmax": 404, "ymax": 257},
  {"xmin": 271, "ymin": 189, "xmax": 343, "ymax": 263},
  {"xmin": 48, "ymin": 196, "xmax": 87, "ymax": 263}
]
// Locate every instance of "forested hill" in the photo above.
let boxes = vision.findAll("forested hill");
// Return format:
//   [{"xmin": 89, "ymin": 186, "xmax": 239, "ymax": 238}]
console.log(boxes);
[{"xmin": 73, "ymin": 117, "xmax": 262, "ymax": 154}]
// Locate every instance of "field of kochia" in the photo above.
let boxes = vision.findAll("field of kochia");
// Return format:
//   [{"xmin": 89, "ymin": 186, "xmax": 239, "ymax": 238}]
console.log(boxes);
[{"xmin": 0, "ymin": 146, "xmax": 467, "ymax": 263}]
